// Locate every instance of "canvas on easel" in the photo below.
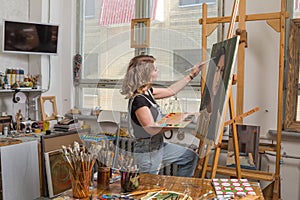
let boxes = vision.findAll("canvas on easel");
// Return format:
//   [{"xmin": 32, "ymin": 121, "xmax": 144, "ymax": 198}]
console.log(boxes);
[{"xmin": 196, "ymin": 36, "xmax": 240, "ymax": 145}]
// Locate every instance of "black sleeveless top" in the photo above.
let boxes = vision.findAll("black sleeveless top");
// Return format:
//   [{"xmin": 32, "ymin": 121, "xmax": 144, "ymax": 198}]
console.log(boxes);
[{"xmin": 129, "ymin": 88, "xmax": 163, "ymax": 140}]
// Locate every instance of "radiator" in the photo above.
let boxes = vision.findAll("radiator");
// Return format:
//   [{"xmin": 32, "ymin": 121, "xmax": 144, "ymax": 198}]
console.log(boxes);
[{"xmin": 116, "ymin": 137, "xmax": 178, "ymax": 176}]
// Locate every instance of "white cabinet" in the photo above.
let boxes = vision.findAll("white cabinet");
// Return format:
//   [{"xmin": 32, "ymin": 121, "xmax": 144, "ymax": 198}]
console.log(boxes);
[{"xmin": 0, "ymin": 140, "xmax": 40, "ymax": 200}]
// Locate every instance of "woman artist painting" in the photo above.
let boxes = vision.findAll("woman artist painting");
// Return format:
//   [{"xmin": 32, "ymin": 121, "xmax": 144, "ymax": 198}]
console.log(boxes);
[{"xmin": 120, "ymin": 54, "xmax": 204, "ymax": 177}]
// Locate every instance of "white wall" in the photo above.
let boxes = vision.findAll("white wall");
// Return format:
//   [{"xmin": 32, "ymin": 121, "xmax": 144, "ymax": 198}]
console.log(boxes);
[
  {"xmin": 0, "ymin": 1, "xmax": 30, "ymax": 119},
  {"xmin": 224, "ymin": 0, "xmax": 280, "ymax": 136},
  {"xmin": 0, "ymin": 0, "xmax": 75, "ymax": 119},
  {"xmin": 29, "ymin": 0, "xmax": 76, "ymax": 116}
]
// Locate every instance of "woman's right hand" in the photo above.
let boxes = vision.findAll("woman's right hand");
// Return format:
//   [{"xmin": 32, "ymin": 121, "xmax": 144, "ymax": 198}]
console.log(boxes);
[{"xmin": 190, "ymin": 61, "xmax": 205, "ymax": 78}]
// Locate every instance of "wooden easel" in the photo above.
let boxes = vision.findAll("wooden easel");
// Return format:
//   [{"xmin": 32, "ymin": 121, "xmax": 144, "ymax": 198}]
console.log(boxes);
[
  {"xmin": 195, "ymin": 0, "xmax": 247, "ymax": 180},
  {"xmin": 194, "ymin": 1, "xmax": 289, "ymax": 199}
]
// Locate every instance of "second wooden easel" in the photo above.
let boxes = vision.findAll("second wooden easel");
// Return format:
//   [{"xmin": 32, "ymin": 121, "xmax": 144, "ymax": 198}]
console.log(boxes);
[{"xmin": 194, "ymin": 1, "xmax": 289, "ymax": 199}]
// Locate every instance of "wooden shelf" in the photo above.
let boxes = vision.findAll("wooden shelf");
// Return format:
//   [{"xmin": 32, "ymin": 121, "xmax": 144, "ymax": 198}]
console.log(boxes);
[
  {"xmin": 258, "ymin": 143, "xmax": 277, "ymax": 153},
  {"xmin": 206, "ymin": 165, "xmax": 275, "ymax": 181}
]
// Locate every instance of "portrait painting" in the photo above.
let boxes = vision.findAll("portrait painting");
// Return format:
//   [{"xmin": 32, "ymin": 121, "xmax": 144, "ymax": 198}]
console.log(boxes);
[
  {"xmin": 45, "ymin": 149, "xmax": 72, "ymax": 197},
  {"xmin": 196, "ymin": 36, "xmax": 240, "ymax": 144}
]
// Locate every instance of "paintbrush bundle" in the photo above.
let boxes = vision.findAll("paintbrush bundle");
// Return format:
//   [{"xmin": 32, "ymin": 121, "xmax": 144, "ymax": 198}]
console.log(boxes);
[
  {"xmin": 94, "ymin": 139, "xmax": 116, "ymax": 168},
  {"xmin": 117, "ymin": 152, "xmax": 138, "ymax": 172},
  {"xmin": 61, "ymin": 141, "xmax": 99, "ymax": 199},
  {"xmin": 61, "ymin": 141, "xmax": 99, "ymax": 174},
  {"xmin": 95, "ymin": 138, "xmax": 138, "ymax": 171}
]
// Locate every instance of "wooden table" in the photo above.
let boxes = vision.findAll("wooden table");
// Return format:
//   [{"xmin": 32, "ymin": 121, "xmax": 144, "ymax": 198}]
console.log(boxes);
[{"xmin": 56, "ymin": 173, "xmax": 264, "ymax": 199}]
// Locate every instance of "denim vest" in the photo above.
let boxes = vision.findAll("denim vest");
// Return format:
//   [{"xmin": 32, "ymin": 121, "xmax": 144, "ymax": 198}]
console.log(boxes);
[{"xmin": 128, "ymin": 90, "xmax": 164, "ymax": 152}]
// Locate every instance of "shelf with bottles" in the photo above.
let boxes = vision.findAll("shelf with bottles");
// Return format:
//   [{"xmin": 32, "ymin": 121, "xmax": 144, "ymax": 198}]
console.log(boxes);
[{"xmin": 0, "ymin": 68, "xmax": 41, "ymax": 91}]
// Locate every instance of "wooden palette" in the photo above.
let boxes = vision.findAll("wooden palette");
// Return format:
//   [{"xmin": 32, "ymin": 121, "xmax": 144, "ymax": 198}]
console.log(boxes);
[
  {"xmin": 0, "ymin": 138, "xmax": 22, "ymax": 147},
  {"xmin": 153, "ymin": 112, "xmax": 197, "ymax": 128}
]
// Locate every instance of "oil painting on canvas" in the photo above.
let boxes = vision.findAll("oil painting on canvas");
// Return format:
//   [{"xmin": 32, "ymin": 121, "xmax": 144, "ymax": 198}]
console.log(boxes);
[
  {"xmin": 45, "ymin": 149, "xmax": 72, "ymax": 197},
  {"xmin": 196, "ymin": 36, "xmax": 240, "ymax": 144}
]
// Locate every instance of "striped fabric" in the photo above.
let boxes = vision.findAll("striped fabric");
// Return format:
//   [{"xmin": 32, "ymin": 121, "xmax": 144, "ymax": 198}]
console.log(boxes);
[{"xmin": 98, "ymin": 0, "xmax": 157, "ymax": 26}]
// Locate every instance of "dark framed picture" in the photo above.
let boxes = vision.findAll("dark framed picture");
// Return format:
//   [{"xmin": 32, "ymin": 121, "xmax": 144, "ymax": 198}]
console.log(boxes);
[{"xmin": 45, "ymin": 149, "xmax": 71, "ymax": 197}]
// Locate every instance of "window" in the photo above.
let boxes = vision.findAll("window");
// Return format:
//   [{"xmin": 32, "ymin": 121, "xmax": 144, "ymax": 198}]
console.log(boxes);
[
  {"xmin": 76, "ymin": 0, "xmax": 218, "ymax": 113},
  {"xmin": 179, "ymin": 0, "xmax": 215, "ymax": 7}
]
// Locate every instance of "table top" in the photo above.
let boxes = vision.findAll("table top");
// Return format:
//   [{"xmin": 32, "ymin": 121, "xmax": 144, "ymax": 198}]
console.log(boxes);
[{"xmin": 56, "ymin": 173, "xmax": 264, "ymax": 200}]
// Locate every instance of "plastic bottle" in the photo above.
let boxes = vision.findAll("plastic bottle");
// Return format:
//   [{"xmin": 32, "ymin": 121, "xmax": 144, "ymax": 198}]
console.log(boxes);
[
  {"xmin": 19, "ymin": 68, "xmax": 25, "ymax": 84},
  {"xmin": 11, "ymin": 68, "xmax": 16, "ymax": 86},
  {"xmin": 6, "ymin": 68, "xmax": 12, "ymax": 86},
  {"xmin": 3, "ymin": 74, "xmax": 9, "ymax": 89},
  {"xmin": 16, "ymin": 68, "xmax": 20, "ymax": 83},
  {"xmin": 0, "ymin": 72, "xmax": 5, "ymax": 88},
  {"xmin": 3, "ymin": 125, "xmax": 8, "ymax": 136}
]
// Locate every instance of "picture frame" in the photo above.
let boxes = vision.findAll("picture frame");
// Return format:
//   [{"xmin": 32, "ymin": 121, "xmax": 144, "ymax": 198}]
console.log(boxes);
[
  {"xmin": 130, "ymin": 18, "xmax": 150, "ymax": 48},
  {"xmin": 40, "ymin": 96, "xmax": 58, "ymax": 121},
  {"xmin": 226, "ymin": 124, "xmax": 260, "ymax": 169},
  {"xmin": 284, "ymin": 19, "xmax": 300, "ymax": 131},
  {"xmin": 44, "ymin": 149, "xmax": 71, "ymax": 198}
]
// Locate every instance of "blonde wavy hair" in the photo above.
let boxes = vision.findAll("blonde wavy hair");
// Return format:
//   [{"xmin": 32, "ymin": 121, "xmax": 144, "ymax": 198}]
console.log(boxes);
[{"xmin": 120, "ymin": 55, "xmax": 156, "ymax": 99}]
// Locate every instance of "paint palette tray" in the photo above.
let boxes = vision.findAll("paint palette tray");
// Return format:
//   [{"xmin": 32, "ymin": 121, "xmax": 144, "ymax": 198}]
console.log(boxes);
[{"xmin": 153, "ymin": 112, "xmax": 198, "ymax": 128}]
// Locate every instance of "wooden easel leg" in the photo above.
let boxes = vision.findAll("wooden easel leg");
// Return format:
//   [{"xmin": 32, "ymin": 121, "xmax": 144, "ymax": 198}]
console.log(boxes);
[
  {"xmin": 201, "ymin": 146, "xmax": 211, "ymax": 178},
  {"xmin": 229, "ymin": 94, "xmax": 242, "ymax": 179},
  {"xmin": 272, "ymin": 0, "xmax": 285, "ymax": 198},
  {"xmin": 210, "ymin": 145, "xmax": 221, "ymax": 179},
  {"xmin": 194, "ymin": 138, "xmax": 211, "ymax": 178},
  {"xmin": 194, "ymin": 139, "xmax": 205, "ymax": 177},
  {"xmin": 272, "ymin": 175, "xmax": 281, "ymax": 200}
]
